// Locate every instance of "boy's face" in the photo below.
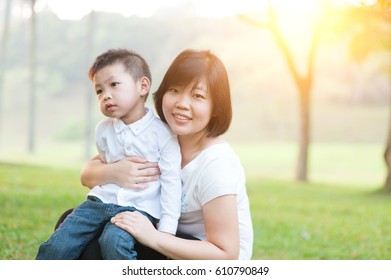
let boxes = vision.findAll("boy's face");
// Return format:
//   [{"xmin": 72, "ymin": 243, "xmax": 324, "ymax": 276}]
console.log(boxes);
[{"xmin": 93, "ymin": 63, "xmax": 148, "ymax": 124}]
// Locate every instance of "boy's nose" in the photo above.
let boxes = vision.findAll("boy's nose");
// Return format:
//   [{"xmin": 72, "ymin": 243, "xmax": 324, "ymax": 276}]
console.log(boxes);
[{"xmin": 103, "ymin": 91, "xmax": 112, "ymax": 101}]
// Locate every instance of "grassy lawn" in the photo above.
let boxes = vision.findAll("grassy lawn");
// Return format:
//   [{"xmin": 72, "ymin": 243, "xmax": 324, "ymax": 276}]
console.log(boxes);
[
  {"xmin": 249, "ymin": 177, "xmax": 391, "ymax": 259},
  {"xmin": 1, "ymin": 162, "xmax": 390, "ymax": 260},
  {"xmin": 0, "ymin": 163, "xmax": 87, "ymax": 260}
]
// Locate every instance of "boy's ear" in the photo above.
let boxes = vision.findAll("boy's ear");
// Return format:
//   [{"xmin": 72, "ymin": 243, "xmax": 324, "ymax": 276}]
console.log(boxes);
[{"xmin": 139, "ymin": 77, "xmax": 150, "ymax": 97}]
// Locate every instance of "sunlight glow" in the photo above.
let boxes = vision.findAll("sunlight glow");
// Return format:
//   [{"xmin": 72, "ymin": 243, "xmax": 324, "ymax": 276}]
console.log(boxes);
[
  {"xmin": 40, "ymin": 0, "xmax": 266, "ymax": 20},
  {"xmin": 267, "ymin": 0, "xmax": 322, "ymax": 41},
  {"xmin": 193, "ymin": 0, "xmax": 266, "ymax": 18},
  {"xmin": 36, "ymin": 0, "xmax": 373, "ymax": 21},
  {"xmin": 346, "ymin": 0, "xmax": 377, "ymax": 6},
  {"xmin": 44, "ymin": 0, "xmax": 93, "ymax": 20},
  {"xmin": 270, "ymin": 0, "xmax": 319, "ymax": 16}
]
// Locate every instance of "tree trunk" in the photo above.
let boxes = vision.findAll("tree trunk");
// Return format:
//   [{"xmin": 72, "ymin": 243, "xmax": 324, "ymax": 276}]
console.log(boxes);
[
  {"xmin": 84, "ymin": 11, "xmax": 95, "ymax": 160},
  {"xmin": 266, "ymin": 4, "xmax": 320, "ymax": 181},
  {"xmin": 384, "ymin": 87, "xmax": 391, "ymax": 191},
  {"xmin": 28, "ymin": 0, "xmax": 37, "ymax": 154},
  {"xmin": 0, "ymin": 0, "xmax": 12, "ymax": 149},
  {"xmin": 381, "ymin": 0, "xmax": 391, "ymax": 191},
  {"xmin": 296, "ymin": 83, "xmax": 311, "ymax": 181}
]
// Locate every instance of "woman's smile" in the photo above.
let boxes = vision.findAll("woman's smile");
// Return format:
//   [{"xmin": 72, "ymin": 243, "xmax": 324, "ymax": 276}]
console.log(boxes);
[{"xmin": 173, "ymin": 113, "xmax": 192, "ymax": 122}]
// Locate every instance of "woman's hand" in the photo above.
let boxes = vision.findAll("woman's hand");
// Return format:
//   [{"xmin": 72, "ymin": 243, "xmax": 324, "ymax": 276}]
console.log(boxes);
[
  {"xmin": 80, "ymin": 155, "xmax": 160, "ymax": 190},
  {"xmin": 111, "ymin": 211, "xmax": 159, "ymax": 247},
  {"xmin": 112, "ymin": 157, "xmax": 160, "ymax": 189}
]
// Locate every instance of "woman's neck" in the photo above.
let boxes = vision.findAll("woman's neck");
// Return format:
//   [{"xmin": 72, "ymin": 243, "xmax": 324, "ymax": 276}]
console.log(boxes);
[{"xmin": 178, "ymin": 132, "xmax": 222, "ymax": 168}]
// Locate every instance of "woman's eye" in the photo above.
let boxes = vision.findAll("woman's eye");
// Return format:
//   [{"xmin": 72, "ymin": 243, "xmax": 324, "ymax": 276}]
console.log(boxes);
[
  {"xmin": 111, "ymin": 82, "xmax": 119, "ymax": 87},
  {"xmin": 193, "ymin": 93, "xmax": 204, "ymax": 99},
  {"xmin": 168, "ymin": 87, "xmax": 179, "ymax": 94}
]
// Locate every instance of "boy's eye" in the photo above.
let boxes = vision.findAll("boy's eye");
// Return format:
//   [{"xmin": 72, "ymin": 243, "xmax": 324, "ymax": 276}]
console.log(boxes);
[{"xmin": 96, "ymin": 89, "xmax": 102, "ymax": 95}]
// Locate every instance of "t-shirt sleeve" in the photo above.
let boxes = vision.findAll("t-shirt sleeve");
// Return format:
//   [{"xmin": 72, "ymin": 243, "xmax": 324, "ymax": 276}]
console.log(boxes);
[{"xmin": 196, "ymin": 157, "xmax": 241, "ymax": 206}]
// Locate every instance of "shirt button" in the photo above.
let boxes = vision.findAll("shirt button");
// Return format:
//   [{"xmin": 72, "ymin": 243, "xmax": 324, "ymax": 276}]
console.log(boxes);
[{"xmin": 126, "ymin": 146, "xmax": 131, "ymax": 151}]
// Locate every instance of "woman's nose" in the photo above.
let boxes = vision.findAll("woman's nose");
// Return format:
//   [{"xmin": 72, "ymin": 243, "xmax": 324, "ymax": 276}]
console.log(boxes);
[
  {"xmin": 176, "ymin": 86, "xmax": 194, "ymax": 107},
  {"xmin": 175, "ymin": 92, "xmax": 190, "ymax": 109}
]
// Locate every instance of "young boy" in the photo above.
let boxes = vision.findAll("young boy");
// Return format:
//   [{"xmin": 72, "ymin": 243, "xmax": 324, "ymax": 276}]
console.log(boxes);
[{"xmin": 36, "ymin": 49, "xmax": 182, "ymax": 260}]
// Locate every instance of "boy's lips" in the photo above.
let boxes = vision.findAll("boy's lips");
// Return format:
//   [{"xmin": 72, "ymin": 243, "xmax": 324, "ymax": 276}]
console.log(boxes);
[{"xmin": 105, "ymin": 104, "xmax": 117, "ymax": 111}]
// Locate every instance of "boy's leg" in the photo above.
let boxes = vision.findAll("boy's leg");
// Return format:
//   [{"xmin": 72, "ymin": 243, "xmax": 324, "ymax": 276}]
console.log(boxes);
[
  {"xmin": 36, "ymin": 197, "xmax": 108, "ymax": 260},
  {"xmin": 52, "ymin": 208, "xmax": 103, "ymax": 260},
  {"xmin": 99, "ymin": 207, "xmax": 155, "ymax": 260},
  {"xmin": 99, "ymin": 221, "xmax": 138, "ymax": 260}
]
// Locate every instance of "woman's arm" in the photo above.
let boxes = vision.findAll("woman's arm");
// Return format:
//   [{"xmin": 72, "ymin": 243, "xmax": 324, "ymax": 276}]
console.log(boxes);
[
  {"xmin": 80, "ymin": 155, "xmax": 160, "ymax": 189},
  {"xmin": 112, "ymin": 194, "xmax": 240, "ymax": 260}
]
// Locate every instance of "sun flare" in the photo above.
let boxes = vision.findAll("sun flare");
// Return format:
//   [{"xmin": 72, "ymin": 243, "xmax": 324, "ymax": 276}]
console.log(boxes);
[
  {"xmin": 39, "ymin": 0, "xmax": 360, "ymax": 21},
  {"xmin": 270, "ymin": 0, "xmax": 319, "ymax": 16}
]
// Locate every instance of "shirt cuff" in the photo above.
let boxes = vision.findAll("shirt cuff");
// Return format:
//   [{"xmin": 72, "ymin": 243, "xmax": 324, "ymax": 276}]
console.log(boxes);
[{"xmin": 157, "ymin": 215, "xmax": 179, "ymax": 235}]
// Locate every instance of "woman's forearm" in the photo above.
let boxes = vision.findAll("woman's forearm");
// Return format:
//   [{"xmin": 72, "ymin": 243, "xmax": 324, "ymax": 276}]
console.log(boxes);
[
  {"xmin": 152, "ymin": 232, "xmax": 237, "ymax": 260},
  {"xmin": 153, "ymin": 197, "xmax": 239, "ymax": 260},
  {"xmin": 111, "ymin": 208, "xmax": 239, "ymax": 260},
  {"xmin": 80, "ymin": 156, "xmax": 160, "ymax": 189}
]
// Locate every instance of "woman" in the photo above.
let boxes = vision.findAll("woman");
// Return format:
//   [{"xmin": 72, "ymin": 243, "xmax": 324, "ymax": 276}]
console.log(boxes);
[{"xmin": 80, "ymin": 49, "xmax": 253, "ymax": 259}]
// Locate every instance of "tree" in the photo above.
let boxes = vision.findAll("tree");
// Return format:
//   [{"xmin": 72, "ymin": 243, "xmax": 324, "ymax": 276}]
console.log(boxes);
[
  {"xmin": 28, "ymin": 0, "xmax": 37, "ymax": 153},
  {"xmin": 331, "ymin": 0, "xmax": 391, "ymax": 190},
  {"xmin": 240, "ymin": 1, "xmax": 324, "ymax": 181},
  {"xmin": 365, "ymin": 1, "xmax": 391, "ymax": 190},
  {"xmin": 84, "ymin": 11, "xmax": 96, "ymax": 160},
  {"xmin": 370, "ymin": 1, "xmax": 391, "ymax": 191},
  {"xmin": 363, "ymin": 1, "xmax": 391, "ymax": 191},
  {"xmin": 241, "ymin": 0, "xmax": 390, "ymax": 184},
  {"xmin": 0, "ymin": 0, "xmax": 12, "ymax": 149}
]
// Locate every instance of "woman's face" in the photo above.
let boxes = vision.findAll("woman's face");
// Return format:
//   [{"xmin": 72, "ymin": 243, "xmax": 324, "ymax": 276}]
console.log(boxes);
[{"xmin": 162, "ymin": 77, "xmax": 213, "ymax": 138}]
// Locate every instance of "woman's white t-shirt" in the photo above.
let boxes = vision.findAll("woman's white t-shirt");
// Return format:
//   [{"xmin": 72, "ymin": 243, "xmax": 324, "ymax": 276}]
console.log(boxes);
[{"xmin": 177, "ymin": 142, "xmax": 253, "ymax": 260}]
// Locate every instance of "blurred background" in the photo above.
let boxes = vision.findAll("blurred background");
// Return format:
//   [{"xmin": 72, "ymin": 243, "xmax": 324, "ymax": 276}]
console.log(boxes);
[{"xmin": 0, "ymin": 0, "xmax": 390, "ymax": 187}]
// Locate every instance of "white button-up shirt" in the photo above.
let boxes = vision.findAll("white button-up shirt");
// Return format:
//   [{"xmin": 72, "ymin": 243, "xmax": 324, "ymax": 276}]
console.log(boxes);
[{"xmin": 88, "ymin": 108, "xmax": 182, "ymax": 234}]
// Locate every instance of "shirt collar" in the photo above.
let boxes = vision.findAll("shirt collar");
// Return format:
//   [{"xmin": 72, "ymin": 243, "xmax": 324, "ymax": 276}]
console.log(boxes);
[{"xmin": 113, "ymin": 107, "xmax": 155, "ymax": 135}]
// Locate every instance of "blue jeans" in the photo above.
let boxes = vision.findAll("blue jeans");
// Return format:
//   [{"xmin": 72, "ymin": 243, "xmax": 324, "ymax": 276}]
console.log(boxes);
[{"xmin": 36, "ymin": 196, "xmax": 154, "ymax": 260}]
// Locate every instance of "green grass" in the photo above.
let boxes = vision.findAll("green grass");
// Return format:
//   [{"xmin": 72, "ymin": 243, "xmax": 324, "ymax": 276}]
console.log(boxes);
[
  {"xmin": 249, "ymin": 177, "xmax": 391, "ymax": 259},
  {"xmin": 1, "ymin": 162, "xmax": 390, "ymax": 260},
  {"xmin": 0, "ymin": 163, "xmax": 87, "ymax": 259}
]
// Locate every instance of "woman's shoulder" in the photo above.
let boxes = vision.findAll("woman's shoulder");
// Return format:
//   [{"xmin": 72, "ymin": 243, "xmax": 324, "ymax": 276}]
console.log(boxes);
[
  {"xmin": 192, "ymin": 142, "xmax": 246, "ymax": 204},
  {"xmin": 191, "ymin": 142, "xmax": 244, "ymax": 179},
  {"xmin": 200, "ymin": 142, "xmax": 240, "ymax": 164},
  {"xmin": 182, "ymin": 140, "xmax": 243, "ymax": 179}
]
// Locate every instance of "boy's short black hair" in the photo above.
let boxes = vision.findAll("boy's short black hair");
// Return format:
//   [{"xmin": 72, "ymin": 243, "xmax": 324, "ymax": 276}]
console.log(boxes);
[{"xmin": 88, "ymin": 48, "xmax": 152, "ymax": 85}]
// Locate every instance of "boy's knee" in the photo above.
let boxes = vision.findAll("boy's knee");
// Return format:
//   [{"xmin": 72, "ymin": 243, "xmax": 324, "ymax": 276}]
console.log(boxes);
[{"xmin": 99, "ymin": 226, "xmax": 136, "ymax": 259}]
